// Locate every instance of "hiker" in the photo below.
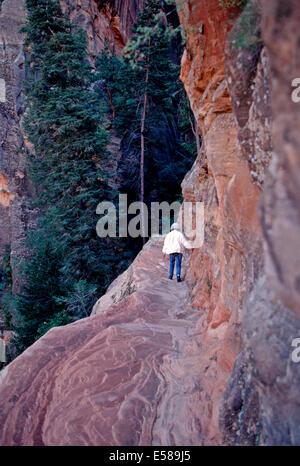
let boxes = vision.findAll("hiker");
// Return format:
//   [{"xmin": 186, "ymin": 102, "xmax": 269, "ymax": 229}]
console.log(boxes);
[{"xmin": 162, "ymin": 222, "xmax": 194, "ymax": 282}]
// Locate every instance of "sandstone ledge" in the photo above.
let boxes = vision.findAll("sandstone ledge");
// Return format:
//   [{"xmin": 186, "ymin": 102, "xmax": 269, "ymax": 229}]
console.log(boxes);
[{"xmin": 0, "ymin": 237, "xmax": 206, "ymax": 446}]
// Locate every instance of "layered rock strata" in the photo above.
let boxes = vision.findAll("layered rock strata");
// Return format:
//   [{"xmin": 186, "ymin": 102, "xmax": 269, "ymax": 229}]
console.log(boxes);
[{"xmin": 0, "ymin": 238, "xmax": 206, "ymax": 446}]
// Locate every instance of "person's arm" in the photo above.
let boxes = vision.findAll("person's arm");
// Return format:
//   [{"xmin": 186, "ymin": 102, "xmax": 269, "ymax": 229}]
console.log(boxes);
[{"xmin": 180, "ymin": 232, "xmax": 195, "ymax": 250}]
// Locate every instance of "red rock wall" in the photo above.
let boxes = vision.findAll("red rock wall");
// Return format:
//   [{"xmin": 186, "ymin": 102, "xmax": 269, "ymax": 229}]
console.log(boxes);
[
  {"xmin": 177, "ymin": 0, "xmax": 262, "ymax": 443},
  {"xmin": 179, "ymin": 0, "xmax": 300, "ymax": 445},
  {"xmin": 0, "ymin": 0, "xmax": 36, "ymax": 292},
  {"xmin": 62, "ymin": 0, "xmax": 144, "ymax": 60},
  {"xmin": 239, "ymin": 0, "xmax": 300, "ymax": 445}
]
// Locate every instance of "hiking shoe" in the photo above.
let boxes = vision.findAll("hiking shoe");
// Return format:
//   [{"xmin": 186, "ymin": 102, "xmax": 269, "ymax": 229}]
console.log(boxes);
[
  {"xmin": 177, "ymin": 276, "xmax": 182, "ymax": 282},
  {"xmin": 169, "ymin": 276, "xmax": 173, "ymax": 280}
]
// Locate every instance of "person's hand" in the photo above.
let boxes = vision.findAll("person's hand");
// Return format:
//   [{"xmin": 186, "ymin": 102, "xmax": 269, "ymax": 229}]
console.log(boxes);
[{"xmin": 162, "ymin": 253, "xmax": 166, "ymax": 259}]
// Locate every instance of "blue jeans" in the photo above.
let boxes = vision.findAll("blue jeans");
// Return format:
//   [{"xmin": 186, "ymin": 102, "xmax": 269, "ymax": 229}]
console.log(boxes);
[{"xmin": 169, "ymin": 253, "xmax": 183, "ymax": 278}]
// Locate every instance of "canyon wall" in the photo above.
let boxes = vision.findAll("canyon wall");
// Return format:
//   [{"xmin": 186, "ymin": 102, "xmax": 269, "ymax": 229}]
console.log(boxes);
[
  {"xmin": 178, "ymin": 0, "xmax": 264, "ymax": 443},
  {"xmin": 0, "ymin": 0, "xmax": 32, "ymax": 293},
  {"xmin": 0, "ymin": 0, "xmax": 299, "ymax": 446},
  {"xmin": 238, "ymin": 0, "xmax": 300, "ymax": 445},
  {"xmin": 62, "ymin": 0, "xmax": 144, "ymax": 60},
  {"xmin": 179, "ymin": 0, "xmax": 300, "ymax": 445}
]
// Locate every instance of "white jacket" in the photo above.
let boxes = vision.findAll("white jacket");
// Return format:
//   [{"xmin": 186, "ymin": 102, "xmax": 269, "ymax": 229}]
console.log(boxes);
[{"xmin": 162, "ymin": 230, "xmax": 193, "ymax": 254}]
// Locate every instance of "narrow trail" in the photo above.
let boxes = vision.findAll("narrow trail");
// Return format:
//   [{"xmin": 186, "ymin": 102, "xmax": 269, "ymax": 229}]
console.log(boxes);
[
  {"xmin": 111, "ymin": 237, "xmax": 205, "ymax": 446},
  {"xmin": 0, "ymin": 237, "xmax": 205, "ymax": 446}
]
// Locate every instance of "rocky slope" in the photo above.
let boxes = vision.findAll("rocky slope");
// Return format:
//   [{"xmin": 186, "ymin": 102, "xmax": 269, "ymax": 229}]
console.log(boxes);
[
  {"xmin": 0, "ymin": 0, "xmax": 300, "ymax": 446},
  {"xmin": 0, "ymin": 237, "xmax": 206, "ymax": 446}
]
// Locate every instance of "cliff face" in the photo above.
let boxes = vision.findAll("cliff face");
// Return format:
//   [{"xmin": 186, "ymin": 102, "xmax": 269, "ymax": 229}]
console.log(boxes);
[
  {"xmin": 179, "ymin": 0, "xmax": 300, "ymax": 445},
  {"xmin": 178, "ymin": 0, "xmax": 262, "ymax": 443},
  {"xmin": 0, "ymin": 0, "xmax": 32, "ymax": 293},
  {"xmin": 62, "ymin": 0, "xmax": 144, "ymax": 59},
  {"xmin": 0, "ymin": 0, "xmax": 300, "ymax": 447},
  {"xmin": 239, "ymin": 0, "xmax": 300, "ymax": 445}
]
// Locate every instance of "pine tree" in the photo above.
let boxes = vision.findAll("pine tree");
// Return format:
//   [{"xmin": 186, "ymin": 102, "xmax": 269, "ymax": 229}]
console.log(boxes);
[
  {"xmin": 10, "ymin": 0, "xmax": 131, "ymax": 352},
  {"xmin": 124, "ymin": 0, "xmax": 180, "ymax": 231},
  {"xmin": 12, "ymin": 235, "xmax": 67, "ymax": 350},
  {"xmin": 96, "ymin": 0, "xmax": 197, "ymax": 226}
]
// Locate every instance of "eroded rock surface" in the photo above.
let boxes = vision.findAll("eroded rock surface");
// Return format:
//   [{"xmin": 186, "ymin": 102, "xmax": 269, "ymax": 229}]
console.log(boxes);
[
  {"xmin": 63, "ymin": 0, "xmax": 144, "ymax": 60},
  {"xmin": 0, "ymin": 237, "xmax": 206, "ymax": 446},
  {"xmin": 178, "ymin": 0, "xmax": 262, "ymax": 444},
  {"xmin": 179, "ymin": 0, "xmax": 300, "ymax": 445}
]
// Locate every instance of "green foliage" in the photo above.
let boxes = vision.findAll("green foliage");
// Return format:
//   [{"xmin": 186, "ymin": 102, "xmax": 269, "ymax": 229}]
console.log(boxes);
[
  {"xmin": 96, "ymin": 0, "xmax": 196, "ymax": 208},
  {"xmin": 1, "ymin": 291, "xmax": 14, "ymax": 328},
  {"xmin": 36, "ymin": 310, "xmax": 71, "ymax": 339},
  {"xmin": 8, "ymin": 0, "xmax": 196, "ymax": 355},
  {"xmin": 0, "ymin": 245, "xmax": 12, "ymax": 292},
  {"xmin": 204, "ymin": 277, "xmax": 212, "ymax": 296},
  {"xmin": 229, "ymin": 0, "xmax": 262, "ymax": 51},
  {"xmin": 12, "ymin": 236, "xmax": 65, "ymax": 349},
  {"xmin": 0, "ymin": 246, "xmax": 13, "ymax": 329},
  {"xmin": 177, "ymin": 92, "xmax": 199, "ymax": 159},
  {"xmin": 53, "ymin": 279, "xmax": 98, "ymax": 319},
  {"xmin": 11, "ymin": 0, "xmax": 134, "ymax": 353},
  {"xmin": 123, "ymin": 0, "xmax": 176, "ymax": 69},
  {"xmin": 219, "ymin": 0, "xmax": 247, "ymax": 8}
]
